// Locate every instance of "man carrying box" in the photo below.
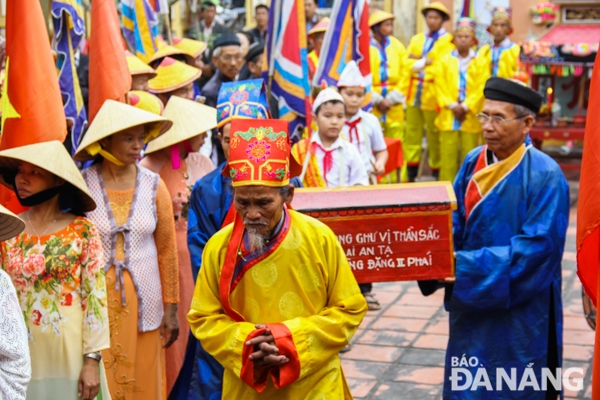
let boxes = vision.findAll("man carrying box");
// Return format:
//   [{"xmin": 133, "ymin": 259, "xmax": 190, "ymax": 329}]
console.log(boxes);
[{"xmin": 420, "ymin": 78, "xmax": 569, "ymax": 399}]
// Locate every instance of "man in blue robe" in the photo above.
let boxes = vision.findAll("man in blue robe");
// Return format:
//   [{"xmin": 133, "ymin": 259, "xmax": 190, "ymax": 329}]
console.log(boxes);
[
  {"xmin": 420, "ymin": 77, "xmax": 569, "ymax": 399},
  {"xmin": 170, "ymin": 80, "xmax": 301, "ymax": 400}
]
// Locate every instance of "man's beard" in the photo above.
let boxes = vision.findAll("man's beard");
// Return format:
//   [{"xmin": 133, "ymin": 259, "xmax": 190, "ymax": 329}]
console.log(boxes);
[{"xmin": 245, "ymin": 221, "xmax": 269, "ymax": 252}]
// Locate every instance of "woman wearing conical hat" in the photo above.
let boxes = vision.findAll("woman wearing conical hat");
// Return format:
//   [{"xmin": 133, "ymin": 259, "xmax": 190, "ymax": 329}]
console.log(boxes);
[
  {"xmin": 149, "ymin": 57, "xmax": 202, "ymax": 105},
  {"xmin": 139, "ymin": 96, "xmax": 216, "ymax": 393},
  {"xmin": 125, "ymin": 50, "xmax": 157, "ymax": 92},
  {"xmin": 74, "ymin": 100, "xmax": 179, "ymax": 400},
  {"xmin": 0, "ymin": 206, "xmax": 30, "ymax": 400},
  {"xmin": 0, "ymin": 140, "xmax": 110, "ymax": 400}
]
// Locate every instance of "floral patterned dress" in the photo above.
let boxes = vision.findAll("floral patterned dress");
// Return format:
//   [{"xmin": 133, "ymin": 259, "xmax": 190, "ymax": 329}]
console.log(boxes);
[{"xmin": 0, "ymin": 217, "xmax": 111, "ymax": 400}]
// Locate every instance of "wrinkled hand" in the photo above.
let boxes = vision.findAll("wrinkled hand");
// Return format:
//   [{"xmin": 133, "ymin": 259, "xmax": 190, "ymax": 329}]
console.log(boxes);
[
  {"xmin": 78, "ymin": 358, "xmax": 100, "ymax": 400},
  {"xmin": 373, "ymin": 160, "xmax": 386, "ymax": 176},
  {"xmin": 246, "ymin": 325, "xmax": 289, "ymax": 368},
  {"xmin": 377, "ymin": 99, "xmax": 392, "ymax": 113},
  {"xmin": 451, "ymin": 105, "xmax": 467, "ymax": 122},
  {"xmin": 161, "ymin": 303, "xmax": 179, "ymax": 348}
]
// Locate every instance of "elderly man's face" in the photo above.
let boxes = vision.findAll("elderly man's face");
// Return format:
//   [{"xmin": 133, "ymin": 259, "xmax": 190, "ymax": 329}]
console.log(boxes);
[
  {"xmin": 213, "ymin": 45, "xmax": 241, "ymax": 80},
  {"xmin": 480, "ymin": 99, "xmax": 534, "ymax": 160},
  {"xmin": 234, "ymin": 185, "xmax": 294, "ymax": 248}
]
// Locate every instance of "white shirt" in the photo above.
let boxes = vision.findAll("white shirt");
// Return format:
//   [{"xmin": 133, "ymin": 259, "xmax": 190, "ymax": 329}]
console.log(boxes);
[
  {"xmin": 458, "ymin": 48, "xmax": 476, "ymax": 73},
  {"xmin": 0, "ymin": 269, "xmax": 30, "ymax": 400},
  {"xmin": 341, "ymin": 109, "xmax": 387, "ymax": 173},
  {"xmin": 201, "ymin": 20, "xmax": 215, "ymax": 39},
  {"xmin": 310, "ymin": 133, "xmax": 369, "ymax": 187},
  {"xmin": 494, "ymin": 37, "xmax": 512, "ymax": 48}
]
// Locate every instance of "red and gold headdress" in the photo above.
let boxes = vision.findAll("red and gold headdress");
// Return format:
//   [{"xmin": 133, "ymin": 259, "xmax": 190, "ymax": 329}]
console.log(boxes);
[
  {"xmin": 226, "ymin": 119, "xmax": 291, "ymax": 187},
  {"xmin": 487, "ymin": 7, "xmax": 513, "ymax": 35}
]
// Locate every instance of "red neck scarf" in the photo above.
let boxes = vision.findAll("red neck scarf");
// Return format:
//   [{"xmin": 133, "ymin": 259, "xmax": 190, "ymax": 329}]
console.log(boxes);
[
  {"xmin": 312, "ymin": 142, "xmax": 336, "ymax": 186},
  {"xmin": 345, "ymin": 117, "xmax": 362, "ymax": 151}
]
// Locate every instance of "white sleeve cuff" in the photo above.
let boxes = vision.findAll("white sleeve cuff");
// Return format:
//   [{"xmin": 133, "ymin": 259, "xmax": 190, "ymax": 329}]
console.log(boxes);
[
  {"xmin": 386, "ymin": 90, "xmax": 406, "ymax": 106},
  {"xmin": 371, "ymin": 91, "xmax": 384, "ymax": 105}
]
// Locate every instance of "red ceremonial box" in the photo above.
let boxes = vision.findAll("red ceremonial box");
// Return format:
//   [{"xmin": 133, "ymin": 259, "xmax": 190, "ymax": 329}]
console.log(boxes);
[{"xmin": 291, "ymin": 182, "xmax": 457, "ymax": 284}]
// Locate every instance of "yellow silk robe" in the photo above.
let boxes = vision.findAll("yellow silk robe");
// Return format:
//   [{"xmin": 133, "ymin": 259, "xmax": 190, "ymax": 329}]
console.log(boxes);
[
  {"xmin": 188, "ymin": 209, "xmax": 367, "ymax": 399},
  {"xmin": 466, "ymin": 43, "xmax": 520, "ymax": 114},
  {"xmin": 433, "ymin": 51, "xmax": 483, "ymax": 133},
  {"xmin": 402, "ymin": 31, "xmax": 454, "ymax": 111}
]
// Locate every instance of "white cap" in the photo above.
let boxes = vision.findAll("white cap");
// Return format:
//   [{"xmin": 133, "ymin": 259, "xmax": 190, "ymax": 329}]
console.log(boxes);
[
  {"xmin": 337, "ymin": 61, "xmax": 366, "ymax": 88},
  {"xmin": 312, "ymin": 87, "xmax": 345, "ymax": 113}
]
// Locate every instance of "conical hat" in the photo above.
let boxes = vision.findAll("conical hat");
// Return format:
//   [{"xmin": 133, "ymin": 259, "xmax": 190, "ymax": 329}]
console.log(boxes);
[
  {"xmin": 421, "ymin": 1, "xmax": 451, "ymax": 21},
  {"xmin": 149, "ymin": 45, "xmax": 187, "ymax": 64},
  {"xmin": 125, "ymin": 50, "xmax": 157, "ymax": 77},
  {"xmin": 126, "ymin": 91, "xmax": 165, "ymax": 115},
  {"xmin": 145, "ymin": 96, "xmax": 217, "ymax": 154},
  {"xmin": 0, "ymin": 204, "xmax": 24, "ymax": 242},
  {"xmin": 0, "ymin": 141, "xmax": 96, "ymax": 212},
  {"xmin": 74, "ymin": 100, "xmax": 172, "ymax": 162},
  {"xmin": 369, "ymin": 10, "xmax": 395, "ymax": 27},
  {"xmin": 308, "ymin": 17, "xmax": 330, "ymax": 36},
  {"xmin": 148, "ymin": 57, "xmax": 202, "ymax": 94},
  {"xmin": 173, "ymin": 37, "xmax": 208, "ymax": 58}
]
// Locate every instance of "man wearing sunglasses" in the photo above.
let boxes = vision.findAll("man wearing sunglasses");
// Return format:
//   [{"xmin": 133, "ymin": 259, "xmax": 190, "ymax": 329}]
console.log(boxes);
[{"xmin": 420, "ymin": 77, "xmax": 570, "ymax": 399}]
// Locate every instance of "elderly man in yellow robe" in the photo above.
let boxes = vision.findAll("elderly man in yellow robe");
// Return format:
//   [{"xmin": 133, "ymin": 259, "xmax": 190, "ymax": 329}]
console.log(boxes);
[{"xmin": 187, "ymin": 119, "xmax": 367, "ymax": 399}]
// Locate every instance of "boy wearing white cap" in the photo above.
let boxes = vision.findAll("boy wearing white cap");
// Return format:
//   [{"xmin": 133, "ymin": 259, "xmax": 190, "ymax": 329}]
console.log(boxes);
[
  {"xmin": 291, "ymin": 88, "xmax": 369, "ymax": 187},
  {"xmin": 338, "ymin": 61, "xmax": 389, "ymax": 178}
]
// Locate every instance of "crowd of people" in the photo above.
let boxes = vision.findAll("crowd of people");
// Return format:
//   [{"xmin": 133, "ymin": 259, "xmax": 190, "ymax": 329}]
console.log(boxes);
[{"xmin": 0, "ymin": 0, "xmax": 575, "ymax": 400}]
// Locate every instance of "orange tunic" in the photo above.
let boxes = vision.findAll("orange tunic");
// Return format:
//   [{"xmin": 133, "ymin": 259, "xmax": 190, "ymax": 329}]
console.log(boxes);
[
  {"xmin": 102, "ymin": 180, "xmax": 178, "ymax": 400},
  {"xmin": 141, "ymin": 152, "xmax": 213, "ymax": 392}
]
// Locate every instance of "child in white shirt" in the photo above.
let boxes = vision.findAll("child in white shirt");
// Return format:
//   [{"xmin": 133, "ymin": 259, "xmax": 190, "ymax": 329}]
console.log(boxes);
[
  {"xmin": 291, "ymin": 88, "xmax": 369, "ymax": 187},
  {"xmin": 338, "ymin": 61, "xmax": 389, "ymax": 178}
]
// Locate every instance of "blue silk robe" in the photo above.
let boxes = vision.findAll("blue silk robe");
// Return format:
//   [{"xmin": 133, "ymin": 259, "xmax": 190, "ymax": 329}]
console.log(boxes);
[
  {"xmin": 170, "ymin": 163, "xmax": 231, "ymax": 400},
  {"xmin": 426, "ymin": 144, "xmax": 569, "ymax": 399}
]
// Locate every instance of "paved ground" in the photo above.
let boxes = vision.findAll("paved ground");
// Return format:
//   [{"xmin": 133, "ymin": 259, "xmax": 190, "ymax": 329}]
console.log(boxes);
[{"xmin": 342, "ymin": 181, "xmax": 594, "ymax": 399}]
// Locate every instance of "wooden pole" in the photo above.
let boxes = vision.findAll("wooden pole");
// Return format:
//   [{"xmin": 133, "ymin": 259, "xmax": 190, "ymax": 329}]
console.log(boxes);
[{"xmin": 164, "ymin": 10, "xmax": 174, "ymax": 44}]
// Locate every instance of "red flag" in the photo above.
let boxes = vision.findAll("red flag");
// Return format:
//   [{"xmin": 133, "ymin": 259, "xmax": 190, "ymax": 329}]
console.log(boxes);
[
  {"xmin": 88, "ymin": 0, "xmax": 132, "ymax": 122},
  {"xmin": 0, "ymin": 0, "xmax": 68, "ymax": 212},
  {"xmin": 1, "ymin": 0, "xmax": 67, "ymax": 149},
  {"xmin": 577, "ymin": 51, "xmax": 600, "ymax": 303},
  {"xmin": 576, "ymin": 50, "xmax": 600, "ymax": 399}
]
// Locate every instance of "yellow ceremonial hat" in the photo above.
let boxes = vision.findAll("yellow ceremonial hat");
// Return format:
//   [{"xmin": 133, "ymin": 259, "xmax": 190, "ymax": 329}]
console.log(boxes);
[
  {"xmin": 145, "ymin": 96, "xmax": 217, "ymax": 154},
  {"xmin": 172, "ymin": 37, "xmax": 208, "ymax": 58},
  {"xmin": 148, "ymin": 57, "xmax": 202, "ymax": 94},
  {"xmin": 126, "ymin": 91, "xmax": 165, "ymax": 115},
  {"xmin": 421, "ymin": 1, "xmax": 451, "ymax": 21},
  {"xmin": 149, "ymin": 45, "xmax": 187, "ymax": 64},
  {"xmin": 125, "ymin": 50, "xmax": 157, "ymax": 78},
  {"xmin": 74, "ymin": 100, "xmax": 172, "ymax": 162},
  {"xmin": 369, "ymin": 10, "xmax": 395, "ymax": 27},
  {"xmin": 308, "ymin": 17, "xmax": 330, "ymax": 36},
  {"xmin": 0, "ymin": 141, "xmax": 97, "ymax": 213}
]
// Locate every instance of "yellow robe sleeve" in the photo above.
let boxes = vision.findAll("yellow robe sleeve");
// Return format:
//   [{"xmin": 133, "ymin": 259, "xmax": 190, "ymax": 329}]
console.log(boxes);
[
  {"xmin": 464, "ymin": 51, "xmax": 484, "ymax": 113},
  {"xmin": 187, "ymin": 229, "xmax": 256, "ymax": 379},
  {"xmin": 433, "ymin": 53, "xmax": 457, "ymax": 109},
  {"xmin": 279, "ymin": 228, "xmax": 367, "ymax": 383}
]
